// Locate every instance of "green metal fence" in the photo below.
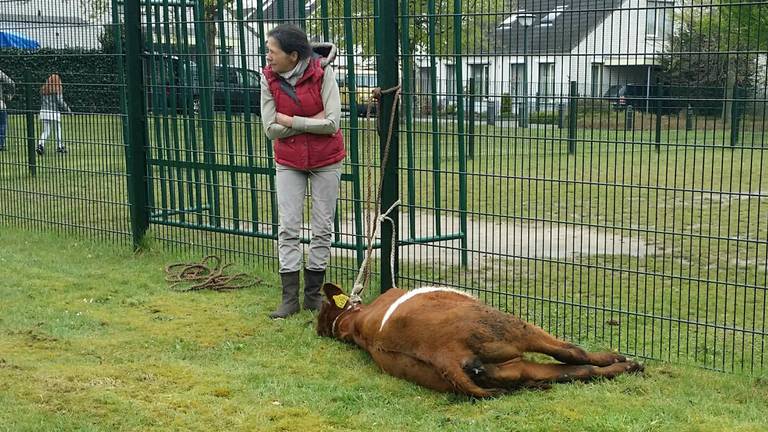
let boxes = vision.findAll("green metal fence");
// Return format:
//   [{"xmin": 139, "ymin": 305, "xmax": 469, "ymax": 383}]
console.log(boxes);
[{"xmin": 1, "ymin": 0, "xmax": 766, "ymax": 374}]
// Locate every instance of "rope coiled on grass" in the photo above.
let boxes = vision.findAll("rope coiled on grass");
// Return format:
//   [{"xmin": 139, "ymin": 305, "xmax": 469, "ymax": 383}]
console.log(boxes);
[{"xmin": 164, "ymin": 255, "xmax": 260, "ymax": 292}]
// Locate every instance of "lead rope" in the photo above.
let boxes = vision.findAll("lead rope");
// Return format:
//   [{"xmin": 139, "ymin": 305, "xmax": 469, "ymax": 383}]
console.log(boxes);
[{"xmin": 349, "ymin": 84, "xmax": 402, "ymax": 305}]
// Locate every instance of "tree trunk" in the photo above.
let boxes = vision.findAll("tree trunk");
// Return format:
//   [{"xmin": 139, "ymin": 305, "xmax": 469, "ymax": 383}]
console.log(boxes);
[
  {"xmin": 205, "ymin": 7, "xmax": 218, "ymax": 70},
  {"xmin": 723, "ymin": 53, "xmax": 736, "ymax": 128},
  {"xmin": 201, "ymin": 7, "xmax": 217, "ymax": 114}
]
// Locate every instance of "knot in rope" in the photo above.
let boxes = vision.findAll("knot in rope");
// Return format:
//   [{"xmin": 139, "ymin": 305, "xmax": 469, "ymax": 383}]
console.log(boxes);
[{"xmin": 370, "ymin": 84, "xmax": 402, "ymax": 101}]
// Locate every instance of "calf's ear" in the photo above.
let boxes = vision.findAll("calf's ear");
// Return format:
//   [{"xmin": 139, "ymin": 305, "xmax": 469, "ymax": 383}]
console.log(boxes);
[
  {"xmin": 322, "ymin": 282, "xmax": 345, "ymax": 299},
  {"xmin": 322, "ymin": 283, "xmax": 352, "ymax": 309}
]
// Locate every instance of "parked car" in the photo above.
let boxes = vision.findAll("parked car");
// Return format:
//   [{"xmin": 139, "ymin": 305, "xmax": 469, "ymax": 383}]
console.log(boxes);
[
  {"xmin": 195, "ymin": 63, "xmax": 261, "ymax": 115},
  {"xmin": 143, "ymin": 52, "xmax": 261, "ymax": 116},
  {"xmin": 602, "ymin": 83, "xmax": 677, "ymax": 113},
  {"xmin": 603, "ymin": 83, "xmax": 724, "ymax": 115},
  {"xmin": 338, "ymin": 69, "xmax": 377, "ymax": 117}
]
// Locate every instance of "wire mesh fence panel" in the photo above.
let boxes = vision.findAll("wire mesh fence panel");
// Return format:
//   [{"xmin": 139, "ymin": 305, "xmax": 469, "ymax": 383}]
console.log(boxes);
[
  {"xmin": 0, "ymin": 0, "xmax": 765, "ymax": 373},
  {"xmin": 392, "ymin": 0, "xmax": 767, "ymax": 373},
  {"xmin": 0, "ymin": 1, "xmax": 131, "ymax": 243}
]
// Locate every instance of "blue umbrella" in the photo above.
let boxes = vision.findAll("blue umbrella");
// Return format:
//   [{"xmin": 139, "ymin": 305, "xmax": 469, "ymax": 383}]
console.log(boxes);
[{"xmin": 0, "ymin": 31, "xmax": 40, "ymax": 49}]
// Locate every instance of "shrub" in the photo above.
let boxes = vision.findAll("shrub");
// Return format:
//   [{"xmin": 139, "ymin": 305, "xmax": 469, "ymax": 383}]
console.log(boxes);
[
  {"xmin": 0, "ymin": 48, "xmax": 121, "ymax": 114},
  {"xmin": 529, "ymin": 110, "xmax": 560, "ymax": 125},
  {"xmin": 500, "ymin": 93, "xmax": 513, "ymax": 114}
]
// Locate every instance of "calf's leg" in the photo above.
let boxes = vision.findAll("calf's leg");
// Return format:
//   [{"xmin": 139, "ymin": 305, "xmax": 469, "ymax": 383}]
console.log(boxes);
[
  {"xmin": 484, "ymin": 358, "xmax": 643, "ymax": 389},
  {"xmin": 371, "ymin": 349, "xmax": 502, "ymax": 398},
  {"xmin": 521, "ymin": 326, "xmax": 626, "ymax": 367}
]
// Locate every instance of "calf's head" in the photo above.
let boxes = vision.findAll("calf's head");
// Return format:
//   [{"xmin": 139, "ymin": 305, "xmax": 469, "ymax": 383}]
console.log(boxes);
[{"xmin": 316, "ymin": 282, "xmax": 354, "ymax": 338}]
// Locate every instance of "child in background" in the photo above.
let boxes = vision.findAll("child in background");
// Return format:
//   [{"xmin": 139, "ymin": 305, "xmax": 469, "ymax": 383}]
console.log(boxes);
[{"xmin": 36, "ymin": 73, "xmax": 71, "ymax": 155}]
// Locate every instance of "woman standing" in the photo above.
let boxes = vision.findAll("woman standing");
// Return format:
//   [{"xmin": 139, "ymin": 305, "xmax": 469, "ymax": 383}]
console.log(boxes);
[
  {"xmin": 36, "ymin": 74, "xmax": 71, "ymax": 155},
  {"xmin": 260, "ymin": 24, "xmax": 344, "ymax": 319}
]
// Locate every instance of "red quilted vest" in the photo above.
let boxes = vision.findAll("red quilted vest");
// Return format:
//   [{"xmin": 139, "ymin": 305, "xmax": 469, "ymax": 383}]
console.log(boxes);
[{"xmin": 263, "ymin": 58, "xmax": 345, "ymax": 169}]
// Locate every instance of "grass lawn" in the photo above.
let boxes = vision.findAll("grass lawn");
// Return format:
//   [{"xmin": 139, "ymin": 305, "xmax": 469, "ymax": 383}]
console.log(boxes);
[
  {"xmin": 2, "ymin": 112, "xmax": 766, "ymax": 375},
  {"xmin": 1, "ymin": 229, "xmax": 768, "ymax": 432}
]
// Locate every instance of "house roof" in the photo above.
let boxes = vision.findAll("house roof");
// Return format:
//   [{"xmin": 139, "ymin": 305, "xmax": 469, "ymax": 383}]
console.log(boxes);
[
  {"xmin": 242, "ymin": 0, "xmax": 318, "ymax": 22},
  {"xmin": 0, "ymin": 13, "xmax": 88, "ymax": 25},
  {"xmin": 491, "ymin": 0, "xmax": 625, "ymax": 55}
]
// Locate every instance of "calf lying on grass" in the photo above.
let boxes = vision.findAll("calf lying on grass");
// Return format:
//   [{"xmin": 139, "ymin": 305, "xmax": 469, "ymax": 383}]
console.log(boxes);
[{"xmin": 316, "ymin": 283, "xmax": 643, "ymax": 397}]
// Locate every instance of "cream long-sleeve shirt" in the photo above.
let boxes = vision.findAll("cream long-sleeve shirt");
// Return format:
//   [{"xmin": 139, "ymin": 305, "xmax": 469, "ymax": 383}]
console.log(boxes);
[{"xmin": 260, "ymin": 63, "xmax": 341, "ymax": 140}]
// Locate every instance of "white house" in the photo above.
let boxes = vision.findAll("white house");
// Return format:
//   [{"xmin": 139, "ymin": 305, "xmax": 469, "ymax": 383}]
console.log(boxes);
[
  {"xmin": 415, "ymin": 0, "xmax": 676, "ymax": 114},
  {"xmin": 0, "ymin": 0, "xmax": 107, "ymax": 50}
]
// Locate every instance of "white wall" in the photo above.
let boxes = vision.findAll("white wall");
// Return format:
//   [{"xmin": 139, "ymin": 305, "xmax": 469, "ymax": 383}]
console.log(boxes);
[
  {"xmin": 0, "ymin": 0, "xmax": 107, "ymax": 50},
  {"xmin": 420, "ymin": 0, "xmax": 677, "ymax": 115},
  {"xmin": 572, "ymin": 0, "xmax": 673, "ymax": 97}
]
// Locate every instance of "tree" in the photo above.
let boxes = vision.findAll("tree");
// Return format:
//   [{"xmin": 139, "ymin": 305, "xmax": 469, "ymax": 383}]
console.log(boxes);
[
  {"xmin": 98, "ymin": 24, "xmax": 125, "ymax": 54},
  {"xmin": 659, "ymin": 2, "xmax": 763, "ymax": 117},
  {"xmin": 314, "ymin": 0, "xmax": 512, "ymax": 59},
  {"xmin": 719, "ymin": 0, "xmax": 768, "ymax": 50},
  {"xmin": 86, "ymin": 0, "xmax": 233, "ymax": 113}
]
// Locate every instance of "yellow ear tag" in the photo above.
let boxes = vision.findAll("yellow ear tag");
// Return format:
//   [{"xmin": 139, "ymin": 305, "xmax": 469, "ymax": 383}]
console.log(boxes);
[{"xmin": 332, "ymin": 294, "xmax": 349, "ymax": 309}]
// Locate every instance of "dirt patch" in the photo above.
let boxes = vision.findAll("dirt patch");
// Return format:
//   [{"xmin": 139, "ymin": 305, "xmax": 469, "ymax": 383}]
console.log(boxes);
[
  {"xmin": 333, "ymin": 210, "xmax": 649, "ymax": 267},
  {"xmin": 226, "ymin": 210, "xmax": 650, "ymax": 267}
]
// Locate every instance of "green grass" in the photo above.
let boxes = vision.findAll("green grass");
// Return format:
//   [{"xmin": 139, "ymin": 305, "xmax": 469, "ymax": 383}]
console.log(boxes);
[
  {"xmin": 1, "ymin": 229, "xmax": 768, "ymax": 432},
  {"xmin": 1, "ymin": 112, "xmax": 766, "ymax": 373}
]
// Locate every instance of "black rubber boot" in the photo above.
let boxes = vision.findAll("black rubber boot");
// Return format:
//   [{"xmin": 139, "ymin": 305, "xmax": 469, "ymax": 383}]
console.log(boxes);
[
  {"xmin": 303, "ymin": 268, "xmax": 326, "ymax": 312},
  {"xmin": 269, "ymin": 271, "xmax": 300, "ymax": 319}
]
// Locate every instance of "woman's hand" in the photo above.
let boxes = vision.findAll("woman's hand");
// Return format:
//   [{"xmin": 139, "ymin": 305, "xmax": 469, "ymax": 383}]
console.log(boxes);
[{"xmin": 276, "ymin": 112, "xmax": 293, "ymax": 128}]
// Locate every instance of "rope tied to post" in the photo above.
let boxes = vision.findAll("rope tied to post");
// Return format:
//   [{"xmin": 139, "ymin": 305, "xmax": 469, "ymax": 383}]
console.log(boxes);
[
  {"xmin": 350, "ymin": 84, "xmax": 402, "ymax": 305},
  {"xmin": 164, "ymin": 255, "xmax": 261, "ymax": 292}
]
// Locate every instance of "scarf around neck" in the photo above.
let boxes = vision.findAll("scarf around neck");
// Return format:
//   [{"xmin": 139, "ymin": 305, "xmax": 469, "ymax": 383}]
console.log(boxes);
[{"xmin": 278, "ymin": 57, "xmax": 311, "ymax": 87}]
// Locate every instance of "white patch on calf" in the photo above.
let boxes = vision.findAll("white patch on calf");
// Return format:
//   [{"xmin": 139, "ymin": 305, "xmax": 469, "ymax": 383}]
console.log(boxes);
[{"xmin": 379, "ymin": 286, "xmax": 475, "ymax": 332}]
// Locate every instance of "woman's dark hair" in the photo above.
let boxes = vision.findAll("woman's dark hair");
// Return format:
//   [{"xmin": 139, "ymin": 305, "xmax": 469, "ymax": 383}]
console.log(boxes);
[{"xmin": 267, "ymin": 23, "xmax": 312, "ymax": 60}]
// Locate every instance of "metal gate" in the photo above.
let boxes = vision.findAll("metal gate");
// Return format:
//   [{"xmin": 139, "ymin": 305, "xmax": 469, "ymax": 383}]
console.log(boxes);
[{"xmin": 114, "ymin": 0, "xmax": 469, "ymax": 271}]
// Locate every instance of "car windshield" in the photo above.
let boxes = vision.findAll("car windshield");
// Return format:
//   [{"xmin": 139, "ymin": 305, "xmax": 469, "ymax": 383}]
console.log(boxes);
[
  {"xmin": 604, "ymin": 85, "xmax": 623, "ymax": 97},
  {"xmin": 339, "ymin": 73, "xmax": 377, "ymax": 87},
  {"xmin": 356, "ymin": 74, "xmax": 377, "ymax": 87}
]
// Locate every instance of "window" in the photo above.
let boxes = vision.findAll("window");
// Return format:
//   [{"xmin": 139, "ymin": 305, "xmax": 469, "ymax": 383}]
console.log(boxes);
[
  {"xmin": 470, "ymin": 64, "xmax": 488, "ymax": 96},
  {"xmin": 497, "ymin": 13, "xmax": 519, "ymax": 30},
  {"xmin": 537, "ymin": 62, "xmax": 554, "ymax": 96},
  {"xmin": 646, "ymin": 1, "xmax": 671, "ymax": 37},
  {"xmin": 540, "ymin": 5, "xmax": 568, "ymax": 27},
  {"xmin": 355, "ymin": 74, "xmax": 377, "ymax": 87},
  {"xmin": 445, "ymin": 64, "xmax": 456, "ymax": 103},
  {"xmin": 510, "ymin": 63, "xmax": 525, "ymax": 96},
  {"xmin": 591, "ymin": 63, "xmax": 603, "ymax": 96},
  {"xmin": 418, "ymin": 67, "xmax": 431, "ymax": 94}
]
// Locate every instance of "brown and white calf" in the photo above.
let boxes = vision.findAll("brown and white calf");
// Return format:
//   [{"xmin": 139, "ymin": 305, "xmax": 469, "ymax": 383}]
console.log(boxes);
[{"xmin": 316, "ymin": 283, "xmax": 643, "ymax": 397}]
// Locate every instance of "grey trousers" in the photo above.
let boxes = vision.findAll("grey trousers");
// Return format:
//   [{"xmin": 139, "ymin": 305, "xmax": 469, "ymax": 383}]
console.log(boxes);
[{"xmin": 276, "ymin": 161, "xmax": 342, "ymax": 273}]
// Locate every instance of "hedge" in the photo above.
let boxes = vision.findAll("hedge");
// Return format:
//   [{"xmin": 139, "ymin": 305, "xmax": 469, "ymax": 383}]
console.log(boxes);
[{"xmin": 0, "ymin": 48, "xmax": 121, "ymax": 114}]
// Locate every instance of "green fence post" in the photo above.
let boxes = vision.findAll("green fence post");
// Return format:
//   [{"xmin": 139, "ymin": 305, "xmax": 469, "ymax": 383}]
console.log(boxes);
[
  {"xmin": 568, "ymin": 81, "xmax": 577, "ymax": 155},
  {"xmin": 343, "ymin": 0, "xmax": 364, "ymax": 266},
  {"xmin": 124, "ymin": 0, "xmax": 150, "ymax": 248},
  {"xmin": 320, "ymin": 0, "xmax": 330, "ymax": 40},
  {"xmin": 24, "ymin": 68, "xmax": 35, "ymax": 177},
  {"xmin": 112, "ymin": 0, "xmax": 130, "ymax": 204},
  {"xmin": 468, "ymin": 78, "xmax": 475, "ymax": 159},
  {"xmin": 428, "ymin": 0, "xmax": 441, "ymax": 237},
  {"xmin": 454, "ymin": 0, "xmax": 467, "ymax": 268},
  {"xmin": 377, "ymin": 0, "xmax": 400, "ymax": 294},
  {"xmin": 625, "ymin": 105, "xmax": 634, "ymax": 131},
  {"xmin": 685, "ymin": 104, "xmax": 694, "ymax": 131},
  {"xmin": 655, "ymin": 79, "xmax": 662, "ymax": 152},
  {"xmin": 730, "ymin": 85, "xmax": 742, "ymax": 147},
  {"xmin": 401, "ymin": 0, "xmax": 416, "ymax": 240}
]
